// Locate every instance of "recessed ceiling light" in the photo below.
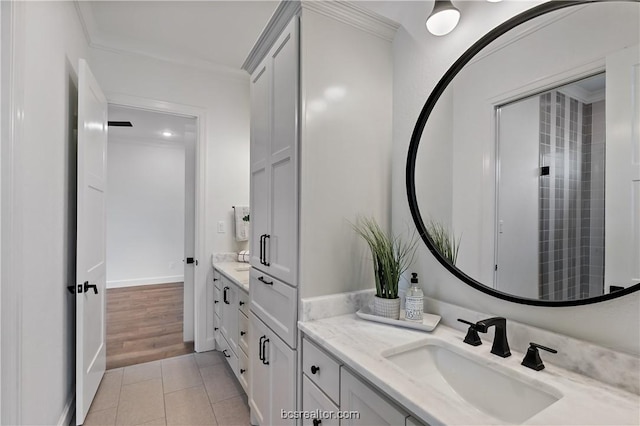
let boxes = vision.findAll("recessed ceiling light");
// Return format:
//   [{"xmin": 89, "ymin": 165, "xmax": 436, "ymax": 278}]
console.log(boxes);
[{"xmin": 162, "ymin": 131, "xmax": 173, "ymax": 137}]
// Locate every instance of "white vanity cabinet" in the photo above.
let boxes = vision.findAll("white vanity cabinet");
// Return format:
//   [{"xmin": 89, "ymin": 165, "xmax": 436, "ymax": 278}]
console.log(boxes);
[
  {"xmin": 212, "ymin": 266, "xmax": 251, "ymax": 393},
  {"xmin": 245, "ymin": 1, "xmax": 396, "ymax": 424},
  {"xmin": 302, "ymin": 335, "xmax": 428, "ymax": 426}
]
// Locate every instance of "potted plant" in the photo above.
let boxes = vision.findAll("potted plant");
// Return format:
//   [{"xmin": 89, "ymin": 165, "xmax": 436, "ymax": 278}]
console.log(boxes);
[{"xmin": 353, "ymin": 217, "xmax": 418, "ymax": 319}]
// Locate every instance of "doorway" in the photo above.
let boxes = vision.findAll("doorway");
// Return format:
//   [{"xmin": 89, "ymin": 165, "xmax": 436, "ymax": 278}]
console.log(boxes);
[{"xmin": 105, "ymin": 105, "xmax": 197, "ymax": 369}]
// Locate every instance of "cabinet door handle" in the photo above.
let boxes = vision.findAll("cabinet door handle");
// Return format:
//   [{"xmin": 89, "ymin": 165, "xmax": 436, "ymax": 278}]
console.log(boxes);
[
  {"xmin": 261, "ymin": 338, "xmax": 270, "ymax": 365},
  {"xmin": 259, "ymin": 335, "xmax": 265, "ymax": 361},
  {"xmin": 310, "ymin": 365, "xmax": 320, "ymax": 374},
  {"xmin": 214, "ymin": 300, "xmax": 219, "ymax": 304},
  {"xmin": 240, "ymin": 368, "xmax": 246, "ymax": 374},
  {"xmin": 264, "ymin": 234, "xmax": 271, "ymax": 266},
  {"xmin": 313, "ymin": 419, "xmax": 322, "ymax": 426},
  {"xmin": 222, "ymin": 349, "xmax": 231, "ymax": 358},
  {"xmin": 259, "ymin": 234, "xmax": 265, "ymax": 264},
  {"xmin": 214, "ymin": 327, "xmax": 219, "ymax": 331},
  {"xmin": 240, "ymin": 331, "xmax": 246, "ymax": 336},
  {"xmin": 223, "ymin": 287, "xmax": 229, "ymax": 304},
  {"xmin": 258, "ymin": 276, "xmax": 273, "ymax": 285}
]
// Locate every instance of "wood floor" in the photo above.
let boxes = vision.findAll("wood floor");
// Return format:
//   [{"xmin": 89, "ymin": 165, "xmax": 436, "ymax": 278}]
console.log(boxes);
[{"xmin": 107, "ymin": 282, "xmax": 194, "ymax": 370}]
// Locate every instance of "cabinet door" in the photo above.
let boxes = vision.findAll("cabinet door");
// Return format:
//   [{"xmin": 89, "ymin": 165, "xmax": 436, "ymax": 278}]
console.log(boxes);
[
  {"xmin": 250, "ymin": 60, "xmax": 272, "ymax": 271},
  {"xmin": 222, "ymin": 283, "xmax": 239, "ymax": 356},
  {"xmin": 267, "ymin": 18, "xmax": 298, "ymax": 286},
  {"xmin": 249, "ymin": 312, "xmax": 270, "ymax": 426},
  {"xmin": 340, "ymin": 368, "xmax": 408, "ymax": 426},
  {"xmin": 263, "ymin": 325, "xmax": 296, "ymax": 426}
]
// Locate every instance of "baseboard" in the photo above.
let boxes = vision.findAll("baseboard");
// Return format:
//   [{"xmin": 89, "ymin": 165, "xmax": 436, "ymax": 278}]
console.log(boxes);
[
  {"xmin": 106, "ymin": 275, "xmax": 184, "ymax": 289},
  {"xmin": 57, "ymin": 393, "xmax": 75, "ymax": 426}
]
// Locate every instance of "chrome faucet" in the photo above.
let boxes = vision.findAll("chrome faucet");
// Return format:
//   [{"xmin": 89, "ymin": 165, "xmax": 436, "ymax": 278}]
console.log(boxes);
[{"xmin": 475, "ymin": 317, "xmax": 511, "ymax": 358}]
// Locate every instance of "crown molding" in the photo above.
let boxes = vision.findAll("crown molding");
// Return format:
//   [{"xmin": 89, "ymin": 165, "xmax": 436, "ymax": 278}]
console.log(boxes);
[
  {"xmin": 242, "ymin": 0, "xmax": 302, "ymax": 74},
  {"xmin": 242, "ymin": 0, "xmax": 400, "ymax": 74},
  {"xmin": 302, "ymin": 1, "xmax": 399, "ymax": 42}
]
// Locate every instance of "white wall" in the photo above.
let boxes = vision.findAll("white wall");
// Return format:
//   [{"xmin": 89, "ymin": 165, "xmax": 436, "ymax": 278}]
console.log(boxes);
[
  {"xmin": 2, "ymin": 1, "xmax": 88, "ymax": 423},
  {"xmin": 391, "ymin": 1, "xmax": 640, "ymax": 355},
  {"xmin": 106, "ymin": 137, "xmax": 186, "ymax": 288},
  {"xmin": 89, "ymin": 49, "xmax": 251, "ymax": 259},
  {"xmin": 298, "ymin": 8, "xmax": 393, "ymax": 298}
]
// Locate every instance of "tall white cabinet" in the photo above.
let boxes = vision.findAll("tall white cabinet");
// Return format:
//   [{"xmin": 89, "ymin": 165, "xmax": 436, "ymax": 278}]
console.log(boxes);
[{"xmin": 243, "ymin": 2, "xmax": 397, "ymax": 424}]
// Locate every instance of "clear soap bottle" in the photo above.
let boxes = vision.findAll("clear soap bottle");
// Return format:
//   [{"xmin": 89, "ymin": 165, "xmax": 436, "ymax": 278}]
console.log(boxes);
[{"xmin": 405, "ymin": 273, "xmax": 423, "ymax": 323}]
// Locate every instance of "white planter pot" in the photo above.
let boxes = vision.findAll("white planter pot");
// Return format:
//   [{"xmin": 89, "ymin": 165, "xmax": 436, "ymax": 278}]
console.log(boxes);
[{"xmin": 373, "ymin": 296, "xmax": 400, "ymax": 319}]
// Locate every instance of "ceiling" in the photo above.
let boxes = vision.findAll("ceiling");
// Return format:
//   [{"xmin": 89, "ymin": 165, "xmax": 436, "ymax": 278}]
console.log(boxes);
[
  {"xmin": 76, "ymin": 1, "xmax": 280, "ymax": 72},
  {"xmin": 108, "ymin": 105, "xmax": 197, "ymax": 143}
]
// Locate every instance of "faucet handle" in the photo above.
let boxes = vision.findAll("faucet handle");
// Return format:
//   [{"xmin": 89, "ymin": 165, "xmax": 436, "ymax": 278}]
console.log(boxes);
[
  {"xmin": 457, "ymin": 318, "xmax": 482, "ymax": 346},
  {"xmin": 521, "ymin": 342, "xmax": 557, "ymax": 371}
]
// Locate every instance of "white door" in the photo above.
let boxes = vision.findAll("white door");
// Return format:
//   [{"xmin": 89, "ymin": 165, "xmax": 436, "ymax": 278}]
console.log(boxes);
[
  {"xmin": 76, "ymin": 59, "xmax": 108, "ymax": 425},
  {"xmin": 605, "ymin": 45, "xmax": 640, "ymax": 291},
  {"xmin": 249, "ymin": 313, "xmax": 269, "ymax": 425},
  {"xmin": 495, "ymin": 96, "xmax": 540, "ymax": 298}
]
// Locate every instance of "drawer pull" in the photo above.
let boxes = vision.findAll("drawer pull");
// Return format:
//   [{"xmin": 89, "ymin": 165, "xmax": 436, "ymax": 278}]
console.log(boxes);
[
  {"xmin": 239, "ymin": 301, "xmax": 245, "ymax": 306},
  {"xmin": 240, "ymin": 331, "xmax": 246, "ymax": 336},
  {"xmin": 258, "ymin": 276, "xmax": 273, "ymax": 285},
  {"xmin": 222, "ymin": 350, "xmax": 231, "ymax": 358},
  {"xmin": 240, "ymin": 368, "xmax": 246, "ymax": 374},
  {"xmin": 214, "ymin": 300, "xmax": 219, "ymax": 304},
  {"xmin": 310, "ymin": 365, "xmax": 320, "ymax": 374},
  {"xmin": 214, "ymin": 327, "xmax": 219, "ymax": 331},
  {"xmin": 313, "ymin": 419, "xmax": 321, "ymax": 426}
]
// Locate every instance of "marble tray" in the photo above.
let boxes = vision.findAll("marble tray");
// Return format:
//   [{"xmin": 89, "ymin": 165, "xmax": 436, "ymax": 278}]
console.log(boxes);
[{"xmin": 356, "ymin": 306, "xmax": 441, "ymax": 331}]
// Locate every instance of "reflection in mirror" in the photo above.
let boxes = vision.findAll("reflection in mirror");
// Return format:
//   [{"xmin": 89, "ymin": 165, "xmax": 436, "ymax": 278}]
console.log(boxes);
[
  {"xmin": 414, "ymin": 2, "xmax": 640, "ymax": 302},
  {"xmin": 496, "ymin": 75, "xmax": 606, "ymax": 300}
]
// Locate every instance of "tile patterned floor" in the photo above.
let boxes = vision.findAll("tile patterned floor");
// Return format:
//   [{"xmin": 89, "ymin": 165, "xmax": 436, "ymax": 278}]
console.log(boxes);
[{"xmin": 84, "ymin": 351, "xmax": 251, "ymax": 426}]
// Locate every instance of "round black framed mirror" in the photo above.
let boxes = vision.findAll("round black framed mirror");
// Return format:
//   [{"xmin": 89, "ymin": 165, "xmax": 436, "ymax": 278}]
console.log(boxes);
[{"xmin": 406, "ymin": 0, "xmax": 640, "ymax": 306}]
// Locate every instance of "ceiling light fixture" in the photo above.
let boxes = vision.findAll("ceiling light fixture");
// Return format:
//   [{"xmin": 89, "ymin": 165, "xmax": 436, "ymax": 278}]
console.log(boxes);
[
  {"xmin": 426, "ymin": 0, "xmax": 460, "ymax": 36},
  {"xmin": 162, "ymin": 131, "xmax": 173, "ymax": 137}
]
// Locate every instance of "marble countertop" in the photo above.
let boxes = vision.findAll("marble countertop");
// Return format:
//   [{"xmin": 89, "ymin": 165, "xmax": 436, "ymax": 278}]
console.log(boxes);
[
  {"xmin": 212, "ymin": 261, "xmax": 250, "ymax": 293},
  {"xmin": 299, "ymin": 314, "xmax": 640, "ymax": 425}
]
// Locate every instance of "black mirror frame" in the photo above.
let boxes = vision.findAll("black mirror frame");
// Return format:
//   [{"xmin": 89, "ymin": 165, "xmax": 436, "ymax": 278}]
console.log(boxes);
[{"xmin": 406, "ymin": 0, "xmax": 640, "ymax": 307}]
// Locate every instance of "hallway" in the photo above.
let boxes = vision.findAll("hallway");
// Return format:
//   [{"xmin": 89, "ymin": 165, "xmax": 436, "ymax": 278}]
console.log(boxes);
[{"xmin": 84, "ymin": 352, "xmax": 250, "ymax": 425}]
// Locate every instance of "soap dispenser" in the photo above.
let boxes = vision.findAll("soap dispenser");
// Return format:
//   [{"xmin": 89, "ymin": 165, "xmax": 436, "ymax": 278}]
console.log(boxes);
[{"xmin": 405, "ymin": 273, "xmax": 423, "ymax": 322}]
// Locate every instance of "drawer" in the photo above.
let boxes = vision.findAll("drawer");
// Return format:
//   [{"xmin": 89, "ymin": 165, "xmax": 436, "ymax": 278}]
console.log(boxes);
[
  {"xmin": 238, "ymin": 289, "xmax": 249, "ymax": 316},
  {"xmin": 217, "ymin": 333, "xmax": 238, "ymax": 376},
  {"xmin": 239, "ymin": 311, "xmax": 249, "ymax": 354},
  {"xmin": 250, "ymin": 268, "xmax": 297, "ymax": 348},
  {"xmin": 302, "ymin": 375, "xmax": 339, "ymax": 426},
  {"xmin": 214, "ymin": 286, "xmax": 222, "ymax": 317},
  {"xmin": 302, "ymin": 338, "xmax": 341, "ymax": 404},
  {"xmin": 238, "ymin": 346, "xmax": 249, "ymax": 393},
  {"xmin": 213, "ymin": 268, "xmax": 222, "ymax": 289},
  {"xmin": 406, "ymin": 416, "xmax": 428, "ymax": 426}
]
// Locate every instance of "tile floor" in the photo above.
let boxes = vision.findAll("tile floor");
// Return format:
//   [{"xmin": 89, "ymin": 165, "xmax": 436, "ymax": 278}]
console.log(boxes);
[{"xmin": 84, "ymin": 351, "xmax": 251, "ymax": 426}]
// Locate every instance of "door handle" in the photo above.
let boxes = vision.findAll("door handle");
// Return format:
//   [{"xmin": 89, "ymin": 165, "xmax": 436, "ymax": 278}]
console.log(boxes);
[
  {"xmin": 223, "ymin": 287, "xmax": 229, "ymax": 304},
  {"xmin": 260, "ymin": 234, "xmax": 266, "ymax": 265},
  {"xmin": 261, "ymin": 338, "xmax": 270, "ymax": 365},
  {"xmin": 83, "ymin": 281, "xmax": 98, "ymax": 294},
  {"xmin": 258, "ymin": 276, "xmax": 273, "ymax": 285},
  {"xmin": 264, "ymin": 235, "xmax": 271, "ymax": 266},
  {"xmin": 185, "ymin": 257, "xmax": 198, "ymax": 265},
  {"xmin": 259, "ymin": 335, "xmax": 265, "ymax": 361}
]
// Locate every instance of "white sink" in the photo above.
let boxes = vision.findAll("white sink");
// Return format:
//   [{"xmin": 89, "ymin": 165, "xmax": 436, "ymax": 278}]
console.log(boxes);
[{"xmin": 382, "ymin": 340, "xmax": 561, "ymax": 423}]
